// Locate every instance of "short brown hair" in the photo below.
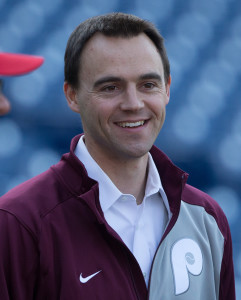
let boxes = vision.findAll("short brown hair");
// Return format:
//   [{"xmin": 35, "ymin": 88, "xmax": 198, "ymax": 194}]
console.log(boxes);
[{"xmin": 64, "ymin": 12, "xmax": 170, "ymax": 88}]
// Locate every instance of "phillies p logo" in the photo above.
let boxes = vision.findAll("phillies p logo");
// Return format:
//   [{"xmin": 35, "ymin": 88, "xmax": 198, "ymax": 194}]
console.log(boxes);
[{"xmin": 171, "ymin": 238, "xmax": 203, "ymax": 295}]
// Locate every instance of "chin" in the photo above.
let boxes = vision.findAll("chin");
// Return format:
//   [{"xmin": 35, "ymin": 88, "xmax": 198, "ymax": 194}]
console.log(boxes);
[{"xmin": 120, "ymin": 146, "xmax": 152, "ymax": 160}]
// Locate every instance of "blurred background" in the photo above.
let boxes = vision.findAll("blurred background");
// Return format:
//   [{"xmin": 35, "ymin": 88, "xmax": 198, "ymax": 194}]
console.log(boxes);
[{"xmin": 0, "ymin": 0, "xmax": 240, "ymax": 295}]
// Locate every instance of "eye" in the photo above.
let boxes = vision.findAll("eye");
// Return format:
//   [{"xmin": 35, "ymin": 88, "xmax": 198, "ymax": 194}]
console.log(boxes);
[
  {"xmin": 101, "ymin": 85, "xmax": 119, "ymax": 92},
  {"xmin": 140, "ymin": 80, "xmax": 162, "ymax": 93},
  {"xmin": 143, "ymin": 82, "xmax": 155, "ymax": 89}
]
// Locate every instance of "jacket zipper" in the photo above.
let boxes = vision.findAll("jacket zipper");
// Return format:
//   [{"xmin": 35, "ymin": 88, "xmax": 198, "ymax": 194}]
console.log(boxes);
[
  {"xmin": 147, "ymin": 175, "xmax": 186, "ymax": 298},
  {"xmin": 123, "ymin": 249, "xmax": 141, "ymax": 300},
  {"xmin": 147, "ymin": 209, "xmax": 178, "ymax": 298},
  {"xmin": 101, "ymin": 221, "xmax": 143, "ymax": 300}
]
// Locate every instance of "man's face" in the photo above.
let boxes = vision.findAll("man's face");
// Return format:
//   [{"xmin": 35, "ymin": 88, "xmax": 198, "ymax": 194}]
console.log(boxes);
[
  {"xmin": 65, "ymin": 33, "xmax": 171, "ymax": 162},
  {"xmin": 0, "ymin": 80, "xmax": 11, "ymax": 116}
]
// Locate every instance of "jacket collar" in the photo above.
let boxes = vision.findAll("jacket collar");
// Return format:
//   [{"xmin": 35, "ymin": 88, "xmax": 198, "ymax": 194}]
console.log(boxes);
[
  {"xmin": 150, "ymin": 145, "xmax": 188, "ymax": 217},
  {"xmin": 53, "ymin": 134, "xmax": 188, "ymax": 220}
]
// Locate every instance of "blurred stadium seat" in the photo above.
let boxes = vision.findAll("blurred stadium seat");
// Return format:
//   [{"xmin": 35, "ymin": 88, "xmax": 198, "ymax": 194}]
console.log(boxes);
[{"xmin": 0, "ymin": 0, "xmax": 240, "ymax": 295}]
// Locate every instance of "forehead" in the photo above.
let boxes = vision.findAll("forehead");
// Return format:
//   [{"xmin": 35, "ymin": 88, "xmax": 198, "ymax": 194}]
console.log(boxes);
[{"xmin": 80, "ymin": 33, "xmax": 164, "ymax": 79}]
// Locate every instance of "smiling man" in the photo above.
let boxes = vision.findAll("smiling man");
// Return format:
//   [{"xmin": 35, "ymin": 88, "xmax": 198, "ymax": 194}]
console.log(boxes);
[
  {"xmin": 64, "ymin": 32, "xmax": 170, "ymax": 205},
  {"xmin": 0, "ymin": 13, "xmax": 235, "ymax": 299}
]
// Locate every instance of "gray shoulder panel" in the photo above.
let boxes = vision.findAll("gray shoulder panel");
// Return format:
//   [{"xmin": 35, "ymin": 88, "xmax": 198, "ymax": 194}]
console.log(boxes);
[{"xmin": 149, "ymin": 201, "xmax": 224, "ymax": 300}]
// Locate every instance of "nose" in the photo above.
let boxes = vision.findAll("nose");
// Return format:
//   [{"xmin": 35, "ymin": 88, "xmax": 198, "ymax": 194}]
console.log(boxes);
[
  {"xmin": 119, "ymin": 85, "xmax": 144, "ymax": 111},
  {"xmin": 0, "ymin": 93, "xmax": 11, "ymax": 116}
]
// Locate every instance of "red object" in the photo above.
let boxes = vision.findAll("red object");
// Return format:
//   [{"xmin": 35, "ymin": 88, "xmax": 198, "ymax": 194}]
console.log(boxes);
[{"xmin": 0, "ymin": 52, "xmax": 44, "ymax": 76}]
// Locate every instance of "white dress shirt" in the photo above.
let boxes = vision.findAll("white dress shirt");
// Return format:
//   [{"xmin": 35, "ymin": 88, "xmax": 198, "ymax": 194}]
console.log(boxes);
[{"xmin": 75, "ymin": 136, "xmax": 172, "ymax": 285}]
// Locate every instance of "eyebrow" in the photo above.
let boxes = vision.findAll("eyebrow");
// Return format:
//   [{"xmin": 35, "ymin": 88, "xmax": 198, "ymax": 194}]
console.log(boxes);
[
  {"xmin": 93, "ymin": 72, "xmax": 163, "ymax": 89},
  {"xmin": 93, "ymin": 76, "xmax": 123, "ymax": 89},
  {"xmin": 139, "ymin": 72, "xmax": 162, "ymax": 81}
]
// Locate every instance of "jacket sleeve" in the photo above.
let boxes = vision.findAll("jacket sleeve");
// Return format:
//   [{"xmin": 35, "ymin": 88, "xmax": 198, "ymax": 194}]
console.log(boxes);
[
  {"xmin": 219, "ymin": 216, "xmax": 236, "ymax": 300},
  {"xmin": 0, "ymin": 210, "xmax": 39, "ymax": 300}
]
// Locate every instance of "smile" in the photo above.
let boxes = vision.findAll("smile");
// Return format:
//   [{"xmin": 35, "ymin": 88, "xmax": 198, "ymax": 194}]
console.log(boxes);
[{"xmin": 117, "ymin": 120, "xmax": 145, "ymax": 128}]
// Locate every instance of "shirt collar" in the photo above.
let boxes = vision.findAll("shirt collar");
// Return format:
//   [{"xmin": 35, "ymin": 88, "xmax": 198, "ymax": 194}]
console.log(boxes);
[
  {"xmin": 74, "ymin": 136, "xmax": 171, "ymax": 218},
  {"xmin": 74, "ymin": 136, "xmax": 121, "ymax": 212},
  {"xmin": 145, "ymin": 153, "xmax": 172, "ymax": 220}
]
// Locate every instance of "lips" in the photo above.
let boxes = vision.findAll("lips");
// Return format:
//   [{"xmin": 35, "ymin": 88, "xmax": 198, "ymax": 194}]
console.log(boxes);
[{"xmin": 116, "ymin": 120, "xmax": 145, "ymax": 128}]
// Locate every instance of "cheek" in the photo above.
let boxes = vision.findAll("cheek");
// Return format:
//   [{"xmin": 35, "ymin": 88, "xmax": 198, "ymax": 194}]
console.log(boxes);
[
  {"xmin": 81, "ymin": 102, "xmax": 112, "ymax": 131},
  {"xmin": 96, "ymin": 101, "xmax": 117, "ymax": 122},
  {"xmin": 150, "ymin": 97, "xmax": 167, "ymax": 118},
  {"xmin": 151, "ymin": 100, "xmax": 167, "ymax": 130}
]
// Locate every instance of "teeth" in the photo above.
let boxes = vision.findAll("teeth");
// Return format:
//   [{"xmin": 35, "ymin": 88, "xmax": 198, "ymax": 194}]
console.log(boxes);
[{"xmin": 118, "ymin": 120, "xmax": 145, "ymax": 128}]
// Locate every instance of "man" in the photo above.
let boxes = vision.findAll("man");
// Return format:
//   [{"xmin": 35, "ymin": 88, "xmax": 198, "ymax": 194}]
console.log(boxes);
[
  {"xmin": 0, "ymin": 13, "xmax": 235, "ymax": 299},
  {"xmin": 0, "ymin": 52, "xmax": 44, "ymax": 115}
]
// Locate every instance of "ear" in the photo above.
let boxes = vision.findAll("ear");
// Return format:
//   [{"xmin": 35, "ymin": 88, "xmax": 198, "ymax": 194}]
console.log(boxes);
[
  {"xmin": 165, "ymin": 75, "xmax": 171, "ymax": 104},
  {"xmin": 63, "ymin": 82, "xmax": 80, "ymax": 113}
]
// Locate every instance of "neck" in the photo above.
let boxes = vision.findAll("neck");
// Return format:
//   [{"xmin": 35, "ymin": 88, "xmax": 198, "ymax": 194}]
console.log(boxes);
[
  {"xmin": 85, "ymin": 142, "xmax": 149, "ymax": 205},
  {"xmin": 104, "ymin": 156, "xmax": 149, "ymax": 205}
]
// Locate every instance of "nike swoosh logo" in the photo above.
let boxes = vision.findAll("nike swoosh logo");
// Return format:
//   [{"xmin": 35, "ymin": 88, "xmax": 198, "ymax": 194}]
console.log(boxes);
[{"xmin": 79, "ymin": 270, "xmax": 102, "ymax": 283}]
